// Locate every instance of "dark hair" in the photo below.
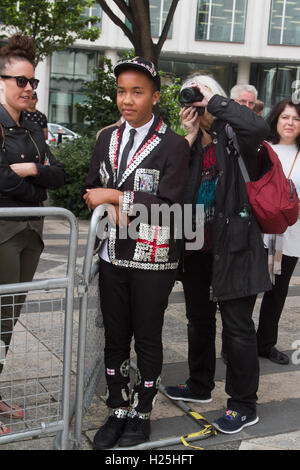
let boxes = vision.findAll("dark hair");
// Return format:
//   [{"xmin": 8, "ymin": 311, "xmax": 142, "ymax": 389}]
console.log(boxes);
[
  {"xmin": 253, "ymin": 99, "xmax": 264, "ymax": 114},
  {"xmin": 0, "ymin": 34, "xmax": 36, "ymax": 73},
  {"xmin": 266, "ymin": 98, "xmax": 300, "ymax": 149}
]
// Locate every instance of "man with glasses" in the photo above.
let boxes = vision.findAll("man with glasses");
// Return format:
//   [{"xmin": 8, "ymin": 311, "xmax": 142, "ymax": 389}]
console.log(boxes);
[{"xmin": 230, "ymin": 84, "xmax": 258, "ymax": 110}]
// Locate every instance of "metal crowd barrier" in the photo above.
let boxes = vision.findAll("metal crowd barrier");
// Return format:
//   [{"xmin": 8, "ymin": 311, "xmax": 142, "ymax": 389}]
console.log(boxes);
[
  {"xmin": 0, "ymin": 207, "xmax": 78, "ymax": 450},
  {"xmin": 72, "ymin": 205, "xmax": 106, "ymax": 450}
]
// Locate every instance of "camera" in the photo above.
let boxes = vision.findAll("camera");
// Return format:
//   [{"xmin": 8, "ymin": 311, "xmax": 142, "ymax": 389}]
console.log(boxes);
[{"xmin": 179, "ymin": 86, "xmax": 205, "ymax": 115}]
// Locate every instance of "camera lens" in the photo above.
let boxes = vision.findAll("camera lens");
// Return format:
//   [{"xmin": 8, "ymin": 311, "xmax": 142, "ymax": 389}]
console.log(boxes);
[
  {"xmin": 179, "ymin": 87, "xmax": 204, "ymax": 107},
  {"xmin": 180, "ymin": 88, "xmax": 195, "ymax": 104}
]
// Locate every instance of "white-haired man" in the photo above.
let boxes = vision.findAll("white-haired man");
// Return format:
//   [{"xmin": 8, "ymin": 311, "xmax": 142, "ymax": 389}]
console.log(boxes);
[{"xmin": 230, "ymin": 84, "xmax": 258, "ymax": 110}]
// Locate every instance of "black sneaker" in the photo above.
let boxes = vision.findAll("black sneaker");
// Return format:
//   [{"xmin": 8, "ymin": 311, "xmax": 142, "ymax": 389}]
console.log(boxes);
[
  {"xmin": 93, "ymin": 409, "xmax": 127, "ymax": 450},
  {"xmin": 259, "ymin": 347, "xmax": 289, "ymax": 365},
  {"xmin": 118, "ymin": 415, "xmax": 151, "ymax": 447},
  {"xmin": 213, "ymin": 410, "xmax": 259, "ymax": 434},
  {"xmin": 164, "ymin": 383, "xmax": 212, "ymax": 403}
]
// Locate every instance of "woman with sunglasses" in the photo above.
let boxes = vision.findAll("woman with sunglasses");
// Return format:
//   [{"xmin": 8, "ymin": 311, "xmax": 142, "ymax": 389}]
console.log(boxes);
[{"xmin": 0, "ymin": 35, "xmax": 66, "ymax": 435}]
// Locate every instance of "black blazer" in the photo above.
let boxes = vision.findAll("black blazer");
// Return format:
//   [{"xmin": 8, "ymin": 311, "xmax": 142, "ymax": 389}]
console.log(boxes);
[{"xmin": 85, "ymin": 117, "xmax": 190, "ymax": 271}]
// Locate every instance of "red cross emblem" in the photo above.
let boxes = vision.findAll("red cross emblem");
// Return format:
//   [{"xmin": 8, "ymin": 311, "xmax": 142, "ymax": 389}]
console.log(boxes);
[
  {"xmin": 136, "ymin": 225, "xmax": 169, "ymax": 263},
  {"xmin": 144, "ymin": 381, "xmax": 154, "ymax": 388}
]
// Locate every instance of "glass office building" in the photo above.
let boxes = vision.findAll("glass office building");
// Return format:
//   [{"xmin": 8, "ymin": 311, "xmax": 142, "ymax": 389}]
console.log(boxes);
[{"xmin": 44, "ymin": 0, "xmax": 300, "ymax": 129}]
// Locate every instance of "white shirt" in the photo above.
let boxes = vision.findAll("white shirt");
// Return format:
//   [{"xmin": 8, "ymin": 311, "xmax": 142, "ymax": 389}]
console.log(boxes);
[
  {"xmin": 264, "ymin": 143, "xmax": 300, "ymax": 257},
  {"xmin": 99, "ymin": 115, "xmax": 155, "ymax": 262},
  {"xmin": 117, "ymin": 116, "xmax": 154, "ymax": 174}
]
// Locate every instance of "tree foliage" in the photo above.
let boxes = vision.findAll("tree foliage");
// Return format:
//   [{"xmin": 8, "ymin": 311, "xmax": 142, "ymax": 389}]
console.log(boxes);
[
  {"xmin": 97, "ymin": 0, "xmax": 180, "ymax": 65},
  {"xmin": 49, "ymin": 135, "xmax": 96, "ymax": 219},
  {"xmin": 0, "ymin": 0, "xmax": 101, "ymax": 64},
  {"xmin": 159, "ymin": 74, "xmax": 183, "ymax": 133}
]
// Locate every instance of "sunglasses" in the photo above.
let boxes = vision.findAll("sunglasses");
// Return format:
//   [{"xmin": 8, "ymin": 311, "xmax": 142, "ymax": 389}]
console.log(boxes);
[{"xmin": 0, "ymin": 75, "xmax": 39, "ymax": 90}]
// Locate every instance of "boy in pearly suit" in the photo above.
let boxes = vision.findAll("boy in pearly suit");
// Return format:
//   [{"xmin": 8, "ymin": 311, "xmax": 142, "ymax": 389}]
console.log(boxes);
[{"xmin": 84, "ymin": 57, "xmax": 190, "ymax": 449}]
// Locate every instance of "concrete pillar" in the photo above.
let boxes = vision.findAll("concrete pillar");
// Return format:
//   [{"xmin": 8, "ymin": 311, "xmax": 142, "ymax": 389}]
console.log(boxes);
[
  {"xmin": 237, "ymin": 61, "xmax": 251, "ymax": 84},
  {"xmin": 104, "ymin": 49, "xmax": 119, "ymax": 66},
  {"xmin": 35, "ymin": 57, "xmax": 51, "ymax": 117}
]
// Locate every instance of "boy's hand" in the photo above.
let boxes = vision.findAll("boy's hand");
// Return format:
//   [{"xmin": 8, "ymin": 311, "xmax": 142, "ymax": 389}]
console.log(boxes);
[
  {"xmin": 83, "ymin": 188, "xmax": 123, "ymax": 210},
  {"xmin": 107, "ymin": 204, "xmax": 129, "ymax": 228}
]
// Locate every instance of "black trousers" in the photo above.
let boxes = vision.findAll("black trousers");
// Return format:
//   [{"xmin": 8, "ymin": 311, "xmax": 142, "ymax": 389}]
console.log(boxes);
[
  {"xmin": 0, "ymin": 228, "xmax": 43, "ymax": 376},
  {"xmin": 182, "ymin": 251, "xmax": 259, "ymax": 416},
  {"xmin": 98, "ymin": 259, "xmax": 176, "ymax": 414},
  {"xmin": 257, "ymin": 254, "xmax": 298, "ymax": 355}
]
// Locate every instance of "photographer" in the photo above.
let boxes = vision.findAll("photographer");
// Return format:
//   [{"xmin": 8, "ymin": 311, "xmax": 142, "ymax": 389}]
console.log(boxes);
[{"xmin": 165, "ymin": 75, "xmax": 271, "ymax": 434}]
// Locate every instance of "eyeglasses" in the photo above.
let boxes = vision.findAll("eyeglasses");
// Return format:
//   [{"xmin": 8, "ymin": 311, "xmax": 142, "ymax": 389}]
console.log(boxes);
[
  {"xmin": 236, "ymin": 99, "xmax": 255, "ymax": 108},
  {"xmin": 0, "ymin": 75, "xmax": 39, "ymax": 90}
]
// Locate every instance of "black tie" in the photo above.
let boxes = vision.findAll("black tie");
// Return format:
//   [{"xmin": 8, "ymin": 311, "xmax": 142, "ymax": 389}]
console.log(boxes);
[{"xmin": 117, "ymin": 128, "xmax": 136, "ymax": 185}]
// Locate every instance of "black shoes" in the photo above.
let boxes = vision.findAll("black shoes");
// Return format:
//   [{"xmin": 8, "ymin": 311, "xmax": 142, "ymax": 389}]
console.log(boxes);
[
  {"xmin": 93, "ymin": 410, "xmax": 127, "ymax": 450},
  {"xmin": 259, "ymin": 346, "xmax": 289, "ymax": 365},
  {"xmin": 118, "ymin": 416, "xmax": 151, "ymax": 447},
  {"xmin": 93, "ymin": 409, "xmax": 151, "ymax": 449}
]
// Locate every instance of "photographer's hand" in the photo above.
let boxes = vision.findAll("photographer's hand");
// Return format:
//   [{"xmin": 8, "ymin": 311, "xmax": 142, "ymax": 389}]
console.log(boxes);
[
  {"xmin": 180, "ymin": 106, "xmax": 201, "ymax": 147},
  {"xmin": 191, "ymin": 84, "xmax": 214, "ymax": 108}
]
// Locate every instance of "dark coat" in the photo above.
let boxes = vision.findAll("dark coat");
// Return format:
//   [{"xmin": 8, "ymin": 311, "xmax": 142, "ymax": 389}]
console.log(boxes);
[
  {"xmin": 184, "ymin": 95, "xmax": 272, "ymax": 301},
  {"xmin": 0, "ymin": 104, "xmax": 65, "ymax": 210},
  {"xmin": 85, "ymin": 116, "xmax": 190, "ymax": 271}
]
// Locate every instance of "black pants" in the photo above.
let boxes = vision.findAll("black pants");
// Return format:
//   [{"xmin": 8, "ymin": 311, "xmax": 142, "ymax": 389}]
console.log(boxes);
[
  {"xmin": 98, "ymin": 259, "xmax": 176, "ymax": 414},
  {"xmin": 257, "ymin": 254, "xmax": 298, "ymax": 355},
  {"xmin": 0, "ymin": 228, "xmax": 43, "ymax": 375},
  {"xmin": 182, "ymin": 251, "xmax": 259, "ymax": 416}
]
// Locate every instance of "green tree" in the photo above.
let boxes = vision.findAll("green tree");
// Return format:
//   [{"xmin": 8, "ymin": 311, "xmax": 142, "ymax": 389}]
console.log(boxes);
[
  {"xmin": 97, "ymin": 0, "xmax": 180, "ymax": 65},
  {"xmin": 0, "ymin": 0, "xmax": 101, "ymax": 64},
  {"xmin": 159, "ymin": 74, "xmax": 182, "ymax": 133}
]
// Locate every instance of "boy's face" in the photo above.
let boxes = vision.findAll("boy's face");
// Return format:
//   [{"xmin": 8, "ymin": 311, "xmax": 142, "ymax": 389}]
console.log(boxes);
[{"xmin": 117, "ymin": 69, "xmax": 160, "ymax": 128}]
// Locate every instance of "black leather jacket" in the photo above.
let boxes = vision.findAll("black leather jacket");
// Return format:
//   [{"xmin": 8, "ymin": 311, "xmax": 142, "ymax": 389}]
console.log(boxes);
[{"xmin": 0, "ymin": 104, "xmax": 66, "ymax": 212}]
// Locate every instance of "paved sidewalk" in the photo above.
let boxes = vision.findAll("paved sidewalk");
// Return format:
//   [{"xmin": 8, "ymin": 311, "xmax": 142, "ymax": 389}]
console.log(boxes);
[{"xmin": 1, "ymin": 216, "xmax": 300, "ymax": 451}]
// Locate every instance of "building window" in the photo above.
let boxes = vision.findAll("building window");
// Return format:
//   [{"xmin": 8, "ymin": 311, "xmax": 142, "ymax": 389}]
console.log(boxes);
[
  {"xmin": 81, "ymin": 3, "xmax": 102, "ymax": 30},
  {"xmin": 250, "ymin": 63, "xmax": 300, "ymax": 116},
  {"xmin": 49, "ymin": 49, "xmax": 103, "ymax": 132},
  {"xmin": 150, "ymin": 0, "xmax": 173, "ymax": 37},
  {"xmin": 126, "ymin": 0, "xmax": 173, "ymax": 38},
  {"xmin": 195, "ymin": 0, "xmax": 248, "ymax": 43},
  {"xmin": 158, "ymin": 56, "xmax": 237, "ymax": 95},
  {"xmin": 268, "ymin": 0, "xmax": 300, "ymax": 46}
]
